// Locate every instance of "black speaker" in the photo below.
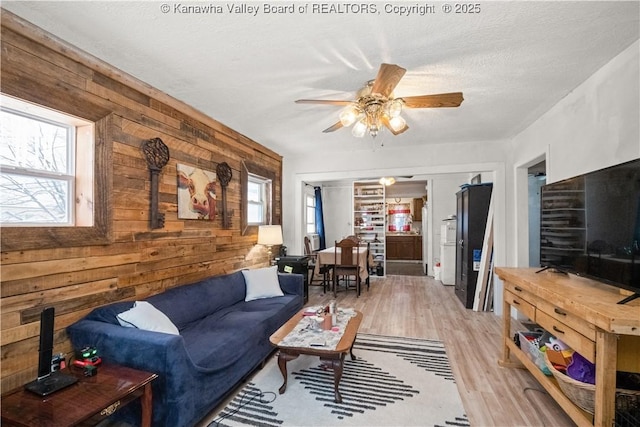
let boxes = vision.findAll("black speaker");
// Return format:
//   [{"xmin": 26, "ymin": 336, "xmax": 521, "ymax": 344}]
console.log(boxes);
[
  {"xmin": 36, "ymin": 307, "xmax": 55, "ymax": 380},
  {"xmin": 25, "ymin": 307, "xmax": 78, "ymax": 396}
]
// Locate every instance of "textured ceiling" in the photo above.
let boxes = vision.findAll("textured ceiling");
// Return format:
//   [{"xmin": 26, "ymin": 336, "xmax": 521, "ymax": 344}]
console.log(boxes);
[{"xmin": 3, "ymin": 1, "xmax": 639, "ymax": 157}]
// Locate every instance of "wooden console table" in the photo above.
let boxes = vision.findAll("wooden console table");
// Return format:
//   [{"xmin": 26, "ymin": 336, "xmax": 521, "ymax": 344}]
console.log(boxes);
[
  {"xmin": 1, "ymin": 364, "xmax": 157, "ymax": 427},
  {"xmin": 496, "ymin": 267, "xmax": 640, "ymax": 427}
]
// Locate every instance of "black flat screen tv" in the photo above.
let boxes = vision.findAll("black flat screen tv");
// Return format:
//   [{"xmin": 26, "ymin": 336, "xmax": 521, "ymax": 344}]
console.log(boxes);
[{"xmin": 539, "ymin": 158, "xmax": 640, "ymax": 304}]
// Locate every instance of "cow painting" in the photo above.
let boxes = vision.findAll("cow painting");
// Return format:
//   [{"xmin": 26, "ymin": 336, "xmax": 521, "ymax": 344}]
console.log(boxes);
[{"xmin": 177, "ymin": 164, "xmax": 216, "ymax": 220}]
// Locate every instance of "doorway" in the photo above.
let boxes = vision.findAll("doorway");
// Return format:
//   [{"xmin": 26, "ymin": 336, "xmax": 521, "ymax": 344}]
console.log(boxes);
[{"xmin": 528, "ymin": 161, "xmax": 546, "ymax": 267}]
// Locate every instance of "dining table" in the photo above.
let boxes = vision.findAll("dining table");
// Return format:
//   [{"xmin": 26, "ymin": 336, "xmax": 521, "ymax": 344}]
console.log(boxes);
[{"xmin": 315, "ymin": 245, "xmax": 372, "ymax": 282}]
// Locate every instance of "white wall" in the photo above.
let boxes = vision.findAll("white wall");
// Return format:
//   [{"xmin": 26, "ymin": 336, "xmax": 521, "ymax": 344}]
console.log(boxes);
[
  {"xmin": 320, "ymin": 184, "xmax": 353, "ymax": 246},
  {"xmin": 385, "ymin": 181, "xmax": 427, "ymax": 198},
  {"xmin": 508, "ymin": 40, "xmax": 640, "ymax": 269}
]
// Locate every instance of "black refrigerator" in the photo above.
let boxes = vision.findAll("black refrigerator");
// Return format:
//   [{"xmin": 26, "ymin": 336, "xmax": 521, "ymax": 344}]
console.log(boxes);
[{"xmin": 455, "ymin": 183, "xmax": 493, "ymax": 308}]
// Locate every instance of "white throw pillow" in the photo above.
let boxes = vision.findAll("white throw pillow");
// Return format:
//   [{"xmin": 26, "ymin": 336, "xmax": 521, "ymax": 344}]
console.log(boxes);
[
  {"xmin": 117, "ymin": 301, "xmax": 180, "ymax": 335},
  {"xmin": 242, "ymin": 266, "xmax": 284, "ymax": 302}
]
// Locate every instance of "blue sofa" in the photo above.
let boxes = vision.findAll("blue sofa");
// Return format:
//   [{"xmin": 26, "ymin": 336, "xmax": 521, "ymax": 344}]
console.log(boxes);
[{"xmin": 67, "ymin": 270, "xmax": 304, "ymax": 427}]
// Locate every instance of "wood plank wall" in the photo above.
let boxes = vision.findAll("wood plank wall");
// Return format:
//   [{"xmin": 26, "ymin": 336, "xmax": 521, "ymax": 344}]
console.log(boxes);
[{"xmin": 0, "ymin": 11, "xmax": 282, "ymax": 393}]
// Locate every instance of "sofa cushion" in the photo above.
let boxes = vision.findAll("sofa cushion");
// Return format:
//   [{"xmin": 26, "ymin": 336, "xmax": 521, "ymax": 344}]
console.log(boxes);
[
  {"xmin": 181, "ymin": 322, "xmax": 263, "ymax": 370},
  {"xmin": 240, "ymin": 295, "xmax": 303, "ymax": 332},
  {"xmin": 147, "ymin": 271, "xmax": 246, "ymax": 329},
  {"xmin": 180, "ymin": 294, "xmax": 301, "ymax": 369},
  {"xmin": 242, "ymin": 266, "xmax": 284, "ymax": 301},
  {"xmin": 117, "ymin": 301, "xmax": 180, "ymax": 335}
]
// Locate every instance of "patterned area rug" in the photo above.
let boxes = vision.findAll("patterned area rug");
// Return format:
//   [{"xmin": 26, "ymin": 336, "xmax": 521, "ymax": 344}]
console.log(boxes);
[{"xmin": 206, "ymin": 334, "xmax": 469, "ymax": 427}]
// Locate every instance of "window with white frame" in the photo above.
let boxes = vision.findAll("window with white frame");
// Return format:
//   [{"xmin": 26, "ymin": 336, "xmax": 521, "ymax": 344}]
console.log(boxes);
[
  {"xmin": 247, "ymin": 173, "xmax": 271, "ymax": 225},
  {"xmin": 305, "ymin": 192, "xmax": 316, "ymax": 234},
  {"xmin": 0, "ymin": 95, "xmax": 94, "ymax": 226}
]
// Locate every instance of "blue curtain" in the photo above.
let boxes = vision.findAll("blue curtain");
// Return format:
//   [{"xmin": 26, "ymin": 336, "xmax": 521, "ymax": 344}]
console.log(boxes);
[{"xmin": 314, "ymin": 186, "xmax": 326, "ymax": 249}]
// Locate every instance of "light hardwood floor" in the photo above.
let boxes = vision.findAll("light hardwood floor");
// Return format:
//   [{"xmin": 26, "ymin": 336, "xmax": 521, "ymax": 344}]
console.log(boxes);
[{"xmin": 308, "ymin": 274, "xmax": 577, "ymax": 427}]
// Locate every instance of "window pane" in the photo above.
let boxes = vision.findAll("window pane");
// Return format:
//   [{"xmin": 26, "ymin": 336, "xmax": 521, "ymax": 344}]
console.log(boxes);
[
  {"xmin": 247, "ymin": 181, "xmax": 262, "ymax": 202},
  {"xmin": 0, "ymin": 173, "xmax": 70, "ymax": 223},
  {"xmin": 0, "ymin": 110, "xmax": 70, "ymax": 173},
  {"xmin": 306, "ymin": 224, "xmax": 315, "ymax": 234},
  {"xmin": 248, "ymin": 202, "xmax": 263, "ymax": 224},
  {"xmin": 306, "ymin": 206, "xmax": 315, "ymax": 222}
]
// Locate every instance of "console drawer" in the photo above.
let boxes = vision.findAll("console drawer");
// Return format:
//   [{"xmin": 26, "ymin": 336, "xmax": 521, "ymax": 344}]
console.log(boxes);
[
  {"xmin": 503, "ymin": 281, "xmax": 536, "ymax": 303},
  {"xmin": 504, "ymin": 290, "xmax": 536, "ymax": 320},
  {"xmin": 536, "ymin": 299, "xmax": 596, "ymax": 341},
  {"xmin": 536, "ymin": 310, "xmax": 596, "ymax": 363}
]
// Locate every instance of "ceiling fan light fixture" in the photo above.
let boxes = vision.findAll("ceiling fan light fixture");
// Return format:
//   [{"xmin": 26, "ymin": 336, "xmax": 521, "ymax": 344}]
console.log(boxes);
[
  {"xmin": 352, "ymin": 119, "xmax": 368, "ymax": 138},
  {"xmin": 339, "ymin": 105, "xmax": 360, "ymax": 127},
  {"xmin": 388, "ymin": 99, "xmax": 403, "ymax": 118},
  {"xmin": 296, "ymin": 64, "xmax": 463, "ymax": 140},
  {"xmin": 388, "ymin": 115, "xmax": 407, "ymax": 132}
]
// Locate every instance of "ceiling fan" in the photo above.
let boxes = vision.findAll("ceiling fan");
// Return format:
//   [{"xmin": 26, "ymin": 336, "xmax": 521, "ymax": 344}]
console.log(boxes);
[{"xmin": 296, "ymin": 63, "xmax": 463, "ymax": 138}]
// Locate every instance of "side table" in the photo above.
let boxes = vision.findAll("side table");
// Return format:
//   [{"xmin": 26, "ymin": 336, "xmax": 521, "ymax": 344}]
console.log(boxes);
[{"xmin": 1, "ymin": 363, "xmax": 157, "ymax": 427}]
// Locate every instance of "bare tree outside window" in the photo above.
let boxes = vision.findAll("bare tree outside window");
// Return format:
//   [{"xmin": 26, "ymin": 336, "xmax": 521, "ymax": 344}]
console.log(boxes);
[
  {"xmin": 0, "ymin": 95, "xmax": 104, "ymax": 251},
  {"xmin": 1, "ymin": 108, "xmax": 73, "ymax": 225}
]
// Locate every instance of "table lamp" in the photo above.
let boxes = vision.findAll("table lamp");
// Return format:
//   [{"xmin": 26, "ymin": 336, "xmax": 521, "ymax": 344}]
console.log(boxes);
[{"xmin": 258, "ymin": 225, "xmax": 283, "ymax": 263}]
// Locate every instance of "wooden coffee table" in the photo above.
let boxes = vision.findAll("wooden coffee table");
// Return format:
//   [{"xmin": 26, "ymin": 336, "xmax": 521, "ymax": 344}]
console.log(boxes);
[{"xmin": 269, "ymin": 309, "xmax": 363, "ymax": 403}]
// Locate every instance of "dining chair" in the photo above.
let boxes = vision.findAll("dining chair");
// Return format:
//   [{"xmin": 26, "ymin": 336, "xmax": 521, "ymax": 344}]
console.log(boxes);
[
  {"xmin": 345, "ymin": 235, "xmax": 360, "ymax": 244},
  {"xmin": 333, "ymin": 238, "xmax": 361, "ymax": 297},
  {"xmin": 364, "ymin": 241, "xmax": 371, "ymax": 292},
  {"xmin": 304, "ymin": 236, "xmax": 331, "ymax": 294}
]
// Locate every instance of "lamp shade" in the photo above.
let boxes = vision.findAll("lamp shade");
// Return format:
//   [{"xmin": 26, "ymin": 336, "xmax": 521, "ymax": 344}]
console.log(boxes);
[{"xmin": 257, "ymin": 225, "xmax": 283, "ymax": 246}]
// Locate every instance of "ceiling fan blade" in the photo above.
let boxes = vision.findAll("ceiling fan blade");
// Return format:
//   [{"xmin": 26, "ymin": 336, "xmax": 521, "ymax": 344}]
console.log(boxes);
[
  {"xmin": 323, "ymin": 121, "xmax": 344, "ymax": 133},
  {"xmin": 401, "ymin": 92, "xmax": 464, "ymax": 108},
  {"xmin": 371, "ymin": 63, "xmax": 406, "ymax": 97},
  {"xmin": 295, "ymin": 99, "xmax": 353, "ymax": 106},
  {"xmin": 381, "ymin": 117, "xmax": 409, "ymax": 136}
]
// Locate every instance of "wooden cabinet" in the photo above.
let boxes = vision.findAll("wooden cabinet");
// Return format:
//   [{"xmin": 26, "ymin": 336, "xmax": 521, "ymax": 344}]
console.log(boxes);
[
  {"xmin": 386, "ymin": 235, "xmax": 422, "ymax": 260},
  {"xmin": 413, "ymin": 198, "xmax": 424, "ymax": 221},
  {"xmin": 496, "ymin": 267, "xmax": 640, "ymax": 427},
  {"xmin": 353, "ymin": 182, "xmax": 385, "ymax": 273},
  {"xmin": 455, "ymin": 184, "xmax": 492, "ymax": 308}
]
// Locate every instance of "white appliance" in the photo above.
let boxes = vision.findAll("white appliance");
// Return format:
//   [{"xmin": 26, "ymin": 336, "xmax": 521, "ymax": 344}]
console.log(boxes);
[
  {"xmin": 307, "ymin": 234, "xmax": 321, "ymax": 251},
  {"xmin": 440, "ymin": 218, "xmax": 456, "ymax": 285}
]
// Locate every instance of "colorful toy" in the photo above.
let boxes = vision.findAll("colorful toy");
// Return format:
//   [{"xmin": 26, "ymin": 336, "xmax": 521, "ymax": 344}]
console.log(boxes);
[
  {"xmin": 567, "ymin": 351, "xmax": 595, "ymax": 384},
  {"xmin": 547, "ymin": 337, "xmax": 571, "ymax": 351}
]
